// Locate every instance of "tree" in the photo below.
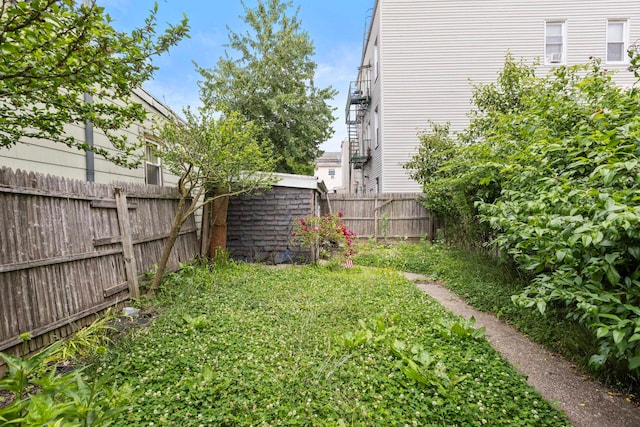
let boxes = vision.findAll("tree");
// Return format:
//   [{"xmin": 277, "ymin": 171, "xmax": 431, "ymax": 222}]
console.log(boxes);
[
  {"xmin": 0, "ymin": 0, "xmax": 189, "ymax": 167},
  {"xmin": 196, "ymin": 0, "xmax": 336, "ymax": 175},
  {"xmin": 149, "ymin": 108, "xmax": 275, "ymax": 292}
]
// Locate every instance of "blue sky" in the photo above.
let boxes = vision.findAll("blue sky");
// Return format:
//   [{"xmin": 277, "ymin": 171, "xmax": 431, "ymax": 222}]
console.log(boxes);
[{"xmin": 100, "ymin": 0, "xmax": 375, "ymax": 152}]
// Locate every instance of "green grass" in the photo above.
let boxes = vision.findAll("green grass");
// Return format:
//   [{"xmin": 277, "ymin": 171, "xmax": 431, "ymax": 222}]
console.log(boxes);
[
  {"xmin": 93, "ymin": 261, "xmax": 568, "ymax": 426},
  {"xmin": 354, "ymin": 241, "xmax": 614, "ymax": 386}
]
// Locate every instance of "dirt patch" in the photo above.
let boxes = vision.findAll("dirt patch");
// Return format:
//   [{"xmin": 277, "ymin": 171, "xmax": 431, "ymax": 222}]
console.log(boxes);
[
  {"xmin": 111, "ymin": 308, "xmax": 156, "ymax": 334},
  {"xmin": 406, "ymin": 272, "xmax": 640, "ymax": 427}
]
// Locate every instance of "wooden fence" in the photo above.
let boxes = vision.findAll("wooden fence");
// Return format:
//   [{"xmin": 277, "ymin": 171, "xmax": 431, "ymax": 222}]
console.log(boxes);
[
  {"xmin": 323, "ymin": 193, "xmax": 435, "ymax": 240},
  {"xmin": 0, "ymin": 167, "xmax": 199, "ymax": 359}
]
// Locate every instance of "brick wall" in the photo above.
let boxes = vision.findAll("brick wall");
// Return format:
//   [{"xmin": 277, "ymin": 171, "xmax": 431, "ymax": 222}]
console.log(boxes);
[{"xmin": 226, "ymin": 186, "xmax": 317, "ymax": 263}]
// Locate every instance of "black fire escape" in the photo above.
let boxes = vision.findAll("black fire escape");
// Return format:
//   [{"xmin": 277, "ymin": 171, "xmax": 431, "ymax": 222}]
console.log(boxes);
[{"xmin": 345, "ymin": 73, "xmax": 371, "ymax": 170}]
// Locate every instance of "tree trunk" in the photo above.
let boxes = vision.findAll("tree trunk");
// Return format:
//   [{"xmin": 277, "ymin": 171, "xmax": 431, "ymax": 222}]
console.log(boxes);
[
  {"xmin": 209, "ymin": 192, "xmax": 229, "ymax": 258},
  {"xmin": 149, "ymin": 196, "xmax": 187, "ymax": 293}
]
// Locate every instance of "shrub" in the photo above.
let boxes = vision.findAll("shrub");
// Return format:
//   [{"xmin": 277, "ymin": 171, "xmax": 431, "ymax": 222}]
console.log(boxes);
[
  {"xmin": 406, "ymin": 48, "xmax": 640, "ymax": 376},
  {"xmin": 0, "ymin": 336, "xmax": 127, "ymax": 426},
  {"xmin": 291, "ymin": 212, "xmax": 356, "ymax": 261},
  {"xmin": 478, "ymin": 57, "xmax": 640, "ymax": 373}
]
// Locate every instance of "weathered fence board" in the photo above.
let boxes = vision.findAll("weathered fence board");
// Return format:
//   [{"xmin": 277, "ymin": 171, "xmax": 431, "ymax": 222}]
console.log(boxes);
[
  {"xmin": 0, "ymin": 167, "xmax": 198, "ymax": 359},
  {"xmin": 323, "ymin": 192, "xmax": 434, "ymax": 240}
]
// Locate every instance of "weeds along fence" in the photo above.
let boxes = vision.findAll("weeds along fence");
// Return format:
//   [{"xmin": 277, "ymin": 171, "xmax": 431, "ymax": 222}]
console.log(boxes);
[
  {"xmin": 0, "ymin": 167, "xmax": 199, "ymax": 360},
  {"xmin": 323, "ymin": 193, "xmax": 435, "ymax": 241}
]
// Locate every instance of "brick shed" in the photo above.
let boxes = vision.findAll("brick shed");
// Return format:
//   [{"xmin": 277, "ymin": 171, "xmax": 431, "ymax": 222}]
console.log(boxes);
[{"xmin": 226, "ymin": 173, "xmax": 327, "ymax": 264}]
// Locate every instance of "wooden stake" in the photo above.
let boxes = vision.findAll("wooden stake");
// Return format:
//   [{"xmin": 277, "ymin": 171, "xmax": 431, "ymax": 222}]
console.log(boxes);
[{"xmin": 114, "ymin": 188, "xmax": 139, "ymax": 299}]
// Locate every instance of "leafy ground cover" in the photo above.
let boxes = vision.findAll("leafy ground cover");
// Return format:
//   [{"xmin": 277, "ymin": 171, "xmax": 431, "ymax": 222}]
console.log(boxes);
[
  {"xmin": 354, "ymin": 241, "xmax": 637, "ymax": 392},
  {"xmin": 92, "ymin": 261, "xmax": 568, "ymax": 426}
]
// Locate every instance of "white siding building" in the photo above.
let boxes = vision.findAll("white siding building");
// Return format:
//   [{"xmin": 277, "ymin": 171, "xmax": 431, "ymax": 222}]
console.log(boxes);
[
  {"xmin": 346, "ymin": 0, "xmax": 640, "ymax": 193},
  {"xmin": 314, "ymin": 151, "xmax": 344, "ymax": 193},
  {"xmin": 0, "ymin": 88, "xmax": 179, "ymax": 187}
]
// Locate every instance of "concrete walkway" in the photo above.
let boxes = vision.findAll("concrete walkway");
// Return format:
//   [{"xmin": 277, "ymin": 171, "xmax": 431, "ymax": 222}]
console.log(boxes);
[{"xmin": 405, "ymin": 272, "xmax": 640, "ymax": 427}]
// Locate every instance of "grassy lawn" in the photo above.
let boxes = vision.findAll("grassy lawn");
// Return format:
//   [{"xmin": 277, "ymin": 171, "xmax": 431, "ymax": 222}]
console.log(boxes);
[
  {"xmin": 93, "ymin": 261, "xmax": 568, "ymax": 426},
  {"xmin": 354, "ymin": 242, "xmax": 623, "ymax": 388},
  {"xmin": 354, "ymin": 242, "xmax": 585, "ymax": 343}
]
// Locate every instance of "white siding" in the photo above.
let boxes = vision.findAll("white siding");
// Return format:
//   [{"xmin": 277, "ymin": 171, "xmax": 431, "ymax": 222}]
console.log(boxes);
[
  {"xmin": 357, "ymin": 0, "xmax": 640, "ymax": 192},
  {"xmin": 315, "ymin": 164, "xmax": 344, "ymax": 192},
  {"xmin": 0, "ymin": 89, "xmax": 179, "ymax": 187},
  {"xmin": 359, "ymin": 5, "xmax": 383, "ymax": 193}
]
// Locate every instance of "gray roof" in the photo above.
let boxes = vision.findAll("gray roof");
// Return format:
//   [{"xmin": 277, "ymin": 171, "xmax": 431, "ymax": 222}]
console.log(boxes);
[{"xmin": 316, "ymin": 151, "xmax": 342, "ymax": 166}]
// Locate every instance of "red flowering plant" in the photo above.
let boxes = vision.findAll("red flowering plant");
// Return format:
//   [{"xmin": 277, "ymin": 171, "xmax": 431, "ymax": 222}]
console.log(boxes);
[{"xmin": 291, "ymin": 212, "xmax": 356, "ymax": 262}]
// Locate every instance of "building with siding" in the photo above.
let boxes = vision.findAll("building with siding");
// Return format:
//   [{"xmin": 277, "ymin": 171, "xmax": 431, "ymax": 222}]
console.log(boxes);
[
  {"xmin": 0, "ymin": 88, "xmax": 179, "ymax": 188},
  {"xmin": 314, "ymin": 151, "xmax": 344, "ymax": 193},
  {"xmin": 346, "ymin": 0, "xmax": 640, "ymax": 193}
]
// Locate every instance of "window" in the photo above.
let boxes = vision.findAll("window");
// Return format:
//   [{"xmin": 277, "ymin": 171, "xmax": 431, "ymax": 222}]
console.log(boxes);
[
  {"xmin": 145, "ymin": 141, "xmax": 162, "ymax": 185},
  {"xmin": 373, "ymin": 37, "xmax": 379, "ymax": 81},
  {"xmin": 607, "ymin": 20, "xmax": 628, "ymax": 63},
  {"xmin": 545, "ymin": 21, "xmax": 566, "ymax": 65},
  {"xmin": 374, "ymin": 106, "xmax": 380, "ymax": 148},
  {"xmin": 328, "ymin": 168, "xmax": 336, "ymax": 179}
]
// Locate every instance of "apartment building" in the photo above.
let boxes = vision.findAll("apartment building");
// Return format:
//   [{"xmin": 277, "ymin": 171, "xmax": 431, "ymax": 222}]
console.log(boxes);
[{"xmin": 346, "ymin": 0, "xmax": 640, "ymax": 193}]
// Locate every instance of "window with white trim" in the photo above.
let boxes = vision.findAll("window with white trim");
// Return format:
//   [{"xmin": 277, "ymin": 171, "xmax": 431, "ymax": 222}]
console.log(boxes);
[
  {"xmin": 373, "ymin": 37, "xmax": 379, "ymax": 81},
  {"xmin": 144, "ymin": 141, "xmax": 162, "ymax": 186},
  {"xmin": 545, "ymin": 21, "xmax": 566, "ymax": 65},
  {"xmin": 374, "ymin": 106, "xmax": 380, "ymax": 148},
  {"xmin": 607, "ymin": 19, "xmax": 628, "ymax": 63},
  {"xmin": 328, "ymin": 168, "xmax": 336, "ymax": 179}
]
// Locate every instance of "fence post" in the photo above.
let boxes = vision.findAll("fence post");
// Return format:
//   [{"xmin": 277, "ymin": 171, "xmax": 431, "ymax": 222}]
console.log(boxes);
[
  {"xmin": 374, "ymin": 195, "xmax": 379, "ymax": 242},
  {"xmin": 114, "ymin": 187, "xmax": 140, "ymax": 299}
]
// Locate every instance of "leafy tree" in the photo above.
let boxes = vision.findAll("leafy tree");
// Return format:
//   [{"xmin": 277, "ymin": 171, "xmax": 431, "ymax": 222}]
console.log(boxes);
[
  {"xmin": 149, "ymin": 108, "xmax": 275, "ymax": 292},
  {"xmin": 0, "ymin": 0, "xmax": 189, "ymax": 167},
  {"xmin": 197, "ymin": 0, "xmax": 336, "ymax": 175}
]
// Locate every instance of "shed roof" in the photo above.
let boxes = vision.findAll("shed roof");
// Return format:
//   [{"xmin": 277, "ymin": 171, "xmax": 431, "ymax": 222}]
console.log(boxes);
[{"xmin": 269, "ymin": 172, "xmax": 327, "ymax": 193}]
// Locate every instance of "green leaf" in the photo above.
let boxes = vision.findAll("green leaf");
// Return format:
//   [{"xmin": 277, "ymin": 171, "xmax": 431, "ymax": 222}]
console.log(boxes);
[
  {"xmin": 612, "ymin": 329, "xmax": 625, "ymax": 345},
  {"xmin": 629, "ymin": 356, "xmax": 640, "ymax": 370},
  {"xmin": 605, "ymin": 266, "xmax": 621, "ymax": 286},
  {"xmin": 592, "ymin": 231, "xmax": 604, "ymax": 245},
  {"xmin": 590, "ymin": 353, "xmax": 608, "ymax": 367}
]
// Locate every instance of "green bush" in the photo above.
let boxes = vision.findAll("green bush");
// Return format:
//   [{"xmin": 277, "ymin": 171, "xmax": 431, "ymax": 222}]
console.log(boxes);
[
  {"xmin": 478, "ymin": 58, "xmax": 640, "ymax": 373},
  {"xmin": 406, "ymin": 48, "xmax": 640, "ymax": 377},
  {"xmin": 0, "ymin": 339, "xmax": 127, "ymax": 426}
]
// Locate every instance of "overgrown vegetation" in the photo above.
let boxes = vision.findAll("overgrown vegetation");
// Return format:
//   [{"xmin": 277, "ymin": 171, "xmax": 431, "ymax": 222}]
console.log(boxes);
[
  {"xmin": 148, "ymin": 109, "xmax": 275, "ymax": 292},
  {"xmin": 91, "ymin": 262, "xmax": 568, "ymax": 426},
  {"xmin": 0, "ymin": 314, "xmax": 127, "ymax": 426},
  {"xmin": 355, "ymin": 242, "xmax": 610, "ymax": 384},
  {"xmin": 405, "ymin": 47, "xmax": 640, "ymax": 379}
]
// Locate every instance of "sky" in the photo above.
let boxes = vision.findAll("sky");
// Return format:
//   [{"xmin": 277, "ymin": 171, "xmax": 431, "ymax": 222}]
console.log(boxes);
[{"xmin": 100, "ymin": 0, "xmax": 375, "ymax": 153}]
